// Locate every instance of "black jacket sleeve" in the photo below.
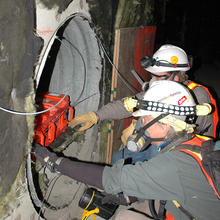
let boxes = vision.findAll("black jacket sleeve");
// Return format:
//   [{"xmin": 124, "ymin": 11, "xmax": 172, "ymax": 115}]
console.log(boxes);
[{"xmin": 57, "ymin": 158, "xmax": 105, "ymax": 190}]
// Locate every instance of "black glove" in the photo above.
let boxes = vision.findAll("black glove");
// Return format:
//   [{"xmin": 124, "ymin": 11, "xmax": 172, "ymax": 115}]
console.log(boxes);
[
  {"xmin": 32, "ymin": 143, "xmax": 61, "ymax": 172},
  {"xmin": 102, "ymin": 192, "xmax": 138, "ymax": 206}
]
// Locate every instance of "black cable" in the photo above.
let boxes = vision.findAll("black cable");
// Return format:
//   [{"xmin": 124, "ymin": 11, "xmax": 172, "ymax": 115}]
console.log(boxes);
[
  {"xmin": 54, "ymin": 36, "xmax": 87, "ymax": 107},
  {"xmin": 60, "ymin": 14, "xmax": 139, "ymax": 98},
  {"xmin": 31, "ymin": 14, "xmax": 140, "ymax": 217},
  {"xmin": 29, "ymin": 14, "xmax": 91, "ymax": 216},
  {"xmin": 62, "ymin": 36, "xmax": 87, "ymax": 106},
  {"xmin": 87, "ymin": 13, "xmax": 139, "ymax": 94},
  {"xmin": 36, "ymin": 166, "xmax": 83, "ymax": 219},
  {"xmin": 149, "ymin": 200, "xmax": 160, "ymax": 220},
  {"xmin": 37, "ymin": 174, "xmax": 61, "ymax": 220},
  {"xmin": 97, "ymin": 37, "xmax": 138, "ymax": 94}
]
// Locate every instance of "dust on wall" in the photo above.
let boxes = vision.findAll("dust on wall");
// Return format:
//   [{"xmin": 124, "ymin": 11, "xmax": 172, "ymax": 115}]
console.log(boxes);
[{"xmin": 0, "ymin": 0, "xmax": 42, "ymax": 217}]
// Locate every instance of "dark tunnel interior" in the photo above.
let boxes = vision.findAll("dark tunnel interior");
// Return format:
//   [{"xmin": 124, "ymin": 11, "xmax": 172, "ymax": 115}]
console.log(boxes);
[{"xmin": 155, "ymin": 0, "xmax": 220, "ymax": 131}]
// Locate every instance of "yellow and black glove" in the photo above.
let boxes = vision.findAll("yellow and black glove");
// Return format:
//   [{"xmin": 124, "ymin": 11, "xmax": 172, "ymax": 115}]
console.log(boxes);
[
  {"xmin": 121, "ymin": 119, "xmax": 137, "ymax": 146},
  {"xmin": 123, "ymin": 97, "xmax": 138, "ymax": 112},
  {"xmin": 69, "ymin": 112, "xmax": 98, "ymax": 131}
]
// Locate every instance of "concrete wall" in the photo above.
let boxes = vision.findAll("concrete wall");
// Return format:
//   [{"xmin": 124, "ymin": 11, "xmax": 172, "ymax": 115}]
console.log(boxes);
[{"xmin": 0, "ymin": 1, "xmax": 156, "ymax": 219}]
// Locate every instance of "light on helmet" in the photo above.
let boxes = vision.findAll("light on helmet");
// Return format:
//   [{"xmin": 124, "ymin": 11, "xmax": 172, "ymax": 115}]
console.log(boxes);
[
  {"xmin": 140, "ymin": 55, "xmax": 190, "ymax": 69},
  {"xmin": 142, "ymin": 44, "xmax": 192, "ymax": 73},
  {"xmin": 140, "ymin": 56, "xmax": 155, "ymax": 68}
]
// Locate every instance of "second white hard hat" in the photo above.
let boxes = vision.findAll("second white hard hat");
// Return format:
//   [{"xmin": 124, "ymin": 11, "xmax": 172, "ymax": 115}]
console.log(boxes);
[
  {"xmin": 144, "ymin": 44, "xmax": 191, "ymax": 73},
  {"xmin": 133, "ymin": 80, "xmax": 196, "ymax": 118}
]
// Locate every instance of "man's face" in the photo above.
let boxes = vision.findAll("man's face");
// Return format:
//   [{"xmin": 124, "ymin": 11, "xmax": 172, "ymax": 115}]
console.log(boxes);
[
  {"xmin": 150, "ymin": 72, "xmax": 179, "ymax": 82},
  {"xmin": 141, "ymin": 115, "xmax": 169, "ymax": 146}
]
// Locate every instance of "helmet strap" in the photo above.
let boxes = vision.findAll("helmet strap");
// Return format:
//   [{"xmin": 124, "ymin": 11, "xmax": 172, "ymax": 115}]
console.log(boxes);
[
  {"xmin": 170, "ymin": 71, "xmax": 177, "ymax": 80},
  {"xmin": 150, "ymin": 72, "xmax": 171, "ymax": 80},
  {"xmin": 140, "ymin": 56, "xmax": 190, "ymax": 69},
  {"xmin": 134, "ymin": 113, "xmax": 169, "ymax": 150}
]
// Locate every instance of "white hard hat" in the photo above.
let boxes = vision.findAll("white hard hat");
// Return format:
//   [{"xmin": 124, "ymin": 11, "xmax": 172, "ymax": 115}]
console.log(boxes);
[
  {"xmin": 143, "ymin": 44, "xmax": 191, "ymax": 73},
  {"xmin": 133, "ymin": 80, "xmax": 196, "ymax": 118}
]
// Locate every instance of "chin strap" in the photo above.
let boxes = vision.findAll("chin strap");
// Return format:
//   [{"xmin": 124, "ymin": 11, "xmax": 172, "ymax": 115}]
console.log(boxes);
[
  {"xmin": 135, "ymin": 113, "xmax": 169, "ymax": 142},
  {"xmin": 133, "ymin": 113, "xmax": 169, "ymax": 151}
]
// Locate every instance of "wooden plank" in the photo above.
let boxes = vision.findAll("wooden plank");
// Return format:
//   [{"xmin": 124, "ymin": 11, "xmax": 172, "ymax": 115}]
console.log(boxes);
[
  {"xmin": 106, "ymin": 26, "xmax": 156, "ymax": 164},
  {"xmin": 106, "ymin": 29, "xmax": 120, "ymax": 164}
]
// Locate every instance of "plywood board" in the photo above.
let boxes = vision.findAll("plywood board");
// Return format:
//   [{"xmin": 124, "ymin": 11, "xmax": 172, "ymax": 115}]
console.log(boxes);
[{"xmin": 106, "ymin": 26, "xmax": 156, "ymax": 164}]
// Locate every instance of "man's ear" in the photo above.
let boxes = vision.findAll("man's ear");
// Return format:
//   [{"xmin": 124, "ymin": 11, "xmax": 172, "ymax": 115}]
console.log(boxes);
[
  {"xmin": 161, "ymin": 122, "xmax": 170, "ymax": 132},
  {"xmin": 141, "ymin": 116, "xmax": 148, "ymax": 125},
  {"xmin": 156, "ymin": 120, "xmax": 170, "ymax": 131}
]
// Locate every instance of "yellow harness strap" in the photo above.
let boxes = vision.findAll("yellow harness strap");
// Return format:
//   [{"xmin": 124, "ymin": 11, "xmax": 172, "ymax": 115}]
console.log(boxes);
[
  {"xmin": 81, "ymin": 190, "xmax": 100, "ymax": 220},
  {"xmin": 187, "ymin": 81, "xmax": 200, "ymax": 90},
  {"xmin": 172, "ymin": 200, "xmax": 180, "ymax": 208},
  {"xmin": 172, "ymin": 200, "xmax": 195, "ymax": 220}
]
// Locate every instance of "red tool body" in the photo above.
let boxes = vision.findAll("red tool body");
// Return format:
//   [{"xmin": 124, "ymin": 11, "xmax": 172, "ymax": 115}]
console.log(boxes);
[{"xmin": 34, "ymin": 92, "xmax": 74, "ymax": 146}]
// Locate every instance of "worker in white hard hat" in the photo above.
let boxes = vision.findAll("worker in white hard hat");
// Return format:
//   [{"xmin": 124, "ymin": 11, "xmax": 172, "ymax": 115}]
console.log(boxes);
[
  {"xmin": 69, "ymin": 44, "xmax": 218, "ymax": 164},
  {"xmin": 33, "ymin": 80, "xmax": 220, "ymax": 220},
  {"xmin": 140, "ymin": 44, "xmax": 191, "ymax": 81}
]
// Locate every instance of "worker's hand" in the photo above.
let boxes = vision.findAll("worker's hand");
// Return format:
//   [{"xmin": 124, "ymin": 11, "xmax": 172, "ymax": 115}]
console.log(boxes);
[
  {"xmin": 121, "ymin": 119, "xmax": 137, "ymax": 146},
  {"xmin": 69, "ymin": 112, "xmax": 98, "ymax": 131},
  {"xmin": 123, "ymin": 97, "xmax": 138, "ymax": 112},
  {"xmin": 32, "ymin": 143, "xmax": 60, "ymax": 172}
]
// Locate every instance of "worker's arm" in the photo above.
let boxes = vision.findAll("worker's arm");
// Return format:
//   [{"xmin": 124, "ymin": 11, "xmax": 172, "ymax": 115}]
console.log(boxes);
[
  {"xmin": 68, "ymin": 100, "xmax": 131, "ymax": 131},
  {"xmin": 33, "ymin": 143, "xmax": 137, "ymax": 205},
  {"xmin": 96, "ymin": 92, "xmax": 144, "ymax": 121},
  {"xmin": 34, "ymin": 143, "xmax": 104, "ymax": 189},
  {"xmin": 193, "ymin": 86, "xmax": 215, "ymax": 137},
  {"xmin": 102, "ymin": 151, "xmax": 185, "ymax": 202},
  {"xmin": 69, "ymin": 92, "xmax": 144, "ymax": 131}
]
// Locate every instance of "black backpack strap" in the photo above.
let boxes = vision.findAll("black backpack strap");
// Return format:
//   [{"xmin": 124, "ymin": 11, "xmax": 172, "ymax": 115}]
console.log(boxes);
[
  {"xmin": 149, "ymin": 200, "xmax": 195, "ymax": 220},
  {"xmin": 149, "ymin": 200, "xmax": 165, "ymax": 220},
  {"xmin": 158, "ymin": 200, "xmax": 166, "ymax": 219},
  {"xmin": 174, "ymin": 144, "xmax": 201, "ymax": 153},
  {"xmin": 176, "ymin": 203, "xmax": 195, "ymax": 220},
  {"xmin": 176, "ymin": 140, "xmax": 220, "ymax": 199}
]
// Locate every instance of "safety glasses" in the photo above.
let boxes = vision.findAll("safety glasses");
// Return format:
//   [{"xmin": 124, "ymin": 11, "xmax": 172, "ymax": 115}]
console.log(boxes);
[{"xmin": 149, "ymin": 73, "xmax": 171, "ymax": 80}]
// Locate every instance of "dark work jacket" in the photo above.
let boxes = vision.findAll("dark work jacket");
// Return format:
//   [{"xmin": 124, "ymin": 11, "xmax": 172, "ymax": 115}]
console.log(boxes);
[{"xmin": 102, "ymin": 135, "xmax": 220, "ymax": 220}]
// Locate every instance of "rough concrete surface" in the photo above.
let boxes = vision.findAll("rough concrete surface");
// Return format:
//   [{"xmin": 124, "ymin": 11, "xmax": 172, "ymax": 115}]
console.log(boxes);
[
  {"xmin": 32, "ymin": 9, "xmax": 104, "ymax": 220},
  {"xmin": 0, "ymin": 0, "xmax": 42, "ymax": 218},
  {"xmin": 0, "ymin": 0, "xmax": 105, "ymax": 219}
]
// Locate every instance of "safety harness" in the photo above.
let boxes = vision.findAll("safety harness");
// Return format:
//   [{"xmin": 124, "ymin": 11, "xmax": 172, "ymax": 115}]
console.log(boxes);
[
  {"xmin": 187, "ymin": 81, "xmax": 219, "ymax": 138},
  {"xmin": 157, "ymin": 134, "xmax": 220, "ymax": 220},
  {"xmin": 177, "ymin": 135, "xmax": 220, "ymax": 198}
]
